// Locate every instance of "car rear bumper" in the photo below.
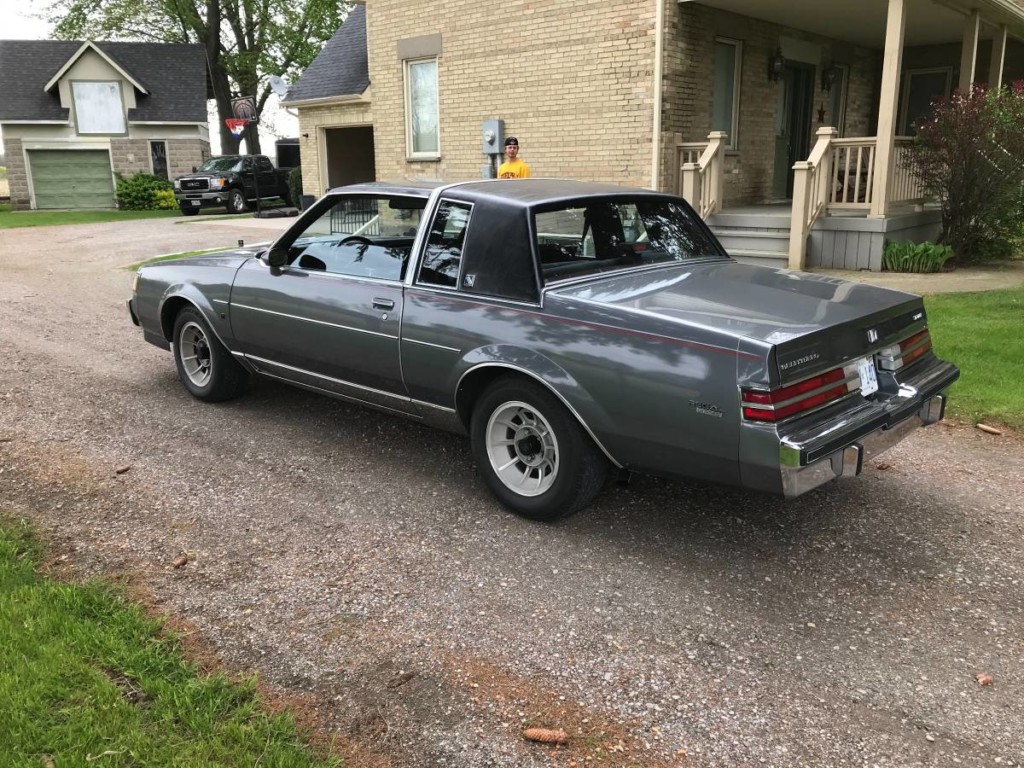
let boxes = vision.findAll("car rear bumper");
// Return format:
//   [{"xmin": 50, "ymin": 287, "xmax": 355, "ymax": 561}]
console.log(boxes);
[{"xmin": 740, "ymin": 357, "xmax": 960, "ymax": 497}]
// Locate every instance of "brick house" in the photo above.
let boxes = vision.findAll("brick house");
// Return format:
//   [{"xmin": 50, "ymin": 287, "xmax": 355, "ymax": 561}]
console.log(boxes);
[
  {"xmin": 286, "ymin": 0, "xmax": 1024, "ymax": 270},
  {"xmin": 0, "ymin": 40, "xmax": 211, "ymax": 210}
]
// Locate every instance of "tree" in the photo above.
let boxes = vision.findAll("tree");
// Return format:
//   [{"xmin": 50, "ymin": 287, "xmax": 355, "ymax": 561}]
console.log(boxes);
[
  {"xmin": 907, "ymin": 83, "xmax": 1024, "ymax": 263},
  {"xmin": 45, "ymin": 0, "xmax": 347, "ymax": 154}
]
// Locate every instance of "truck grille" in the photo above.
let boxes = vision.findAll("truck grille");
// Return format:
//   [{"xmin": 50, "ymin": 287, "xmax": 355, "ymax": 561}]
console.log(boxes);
[{"xmin": 180, "ymin": 179, "xmax": 209, "ymax": 191}]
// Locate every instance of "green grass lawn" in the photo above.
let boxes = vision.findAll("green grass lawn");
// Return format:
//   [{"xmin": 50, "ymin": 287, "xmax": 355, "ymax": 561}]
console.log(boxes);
[
  {"xmin": 0, "ymin": 516, "xmax": 339, "ymax": 768},
  {"xmin": 926, "ymin": 286, "xmax": 1024, "ymax": 431},
  {"xmin": 0, "ymin": 203, "xmax": 179, "ymax": 228}
]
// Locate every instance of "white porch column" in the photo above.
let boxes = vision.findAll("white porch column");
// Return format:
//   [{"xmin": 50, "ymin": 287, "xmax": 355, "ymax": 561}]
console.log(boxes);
[
  {"xmin": 959, "ymin": 10, "xmax": 981, "ymax": 92},
  {"xmin": 989, "ymin": 24, "xmax": 1008, "ymax": 90},
  {"xmin": 870, "ymin": 0, "xmax": 906, "ymax": 218}
]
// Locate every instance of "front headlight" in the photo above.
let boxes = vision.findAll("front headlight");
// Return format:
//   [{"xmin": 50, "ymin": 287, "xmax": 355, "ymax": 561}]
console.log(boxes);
[
  {"xmin": 210, "ymin": 177, "xmax": 226, "ymax": 190},
  {"xmin": 173, "ymin": 180, "xmax": 180, "ymax": 191}
]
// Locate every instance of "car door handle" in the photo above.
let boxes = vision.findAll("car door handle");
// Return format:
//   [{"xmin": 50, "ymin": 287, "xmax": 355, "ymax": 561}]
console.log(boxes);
[{"xmin": 372, "ymin": 298, "xmax": 395, "ymax": 310}]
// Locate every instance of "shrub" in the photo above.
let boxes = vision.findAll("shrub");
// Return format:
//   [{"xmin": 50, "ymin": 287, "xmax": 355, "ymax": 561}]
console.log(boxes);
[
  {"xmin": 288, "ymin": 165, "xmax": 302, "ymax": 208},
  {"xmin": 116, "ymin": 173, "xmax": 173, "ymax": 210},
  {"xmin": 882, "ymin": 241, "xmax": 955, "ymax": 273},
  {"xmin": 153, "ymin": 188, "xmax": 178, "ymax": 210},
  {"xmin": 906, "ymin": 83, "xmax": 1024, "ymax": 264}
]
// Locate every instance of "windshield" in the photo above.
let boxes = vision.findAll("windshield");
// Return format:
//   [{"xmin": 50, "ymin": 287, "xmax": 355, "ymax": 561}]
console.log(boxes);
[
  {"xmin": 197, "ymin": 157, "xmax": 243, "ymax": 172},
  {"xmin": 534, "ymin": 198, "xmax": 725, "ymax": 284}
]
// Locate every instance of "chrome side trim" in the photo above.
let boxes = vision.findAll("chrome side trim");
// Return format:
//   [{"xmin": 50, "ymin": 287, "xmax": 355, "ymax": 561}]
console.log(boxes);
[
  {"xmin": 245, "ymin": 354, "xmax": 409, "ymax": 402},
  {"xmin": 213, "ymin": 298, "xmax": 228, "ymax": 305},
  {"xmin": 230, "ymin": 303, "xmax": 397, "ymax": 340},
  {"xmin": 455, "ymin": 362, "xmax": 623, "ymax": 468},
  {"xmin": 403, "ymin": 337, "xmax": 462, "ymax": 354},
  {"xmin": 406, "ymin": 283, "xmax": 543, "ymax": 309}
]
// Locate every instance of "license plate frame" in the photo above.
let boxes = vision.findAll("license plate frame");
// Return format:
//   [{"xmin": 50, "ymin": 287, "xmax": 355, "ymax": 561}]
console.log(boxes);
[{"xmin": 856, "ymin": 356, "xmax": 879, "ymax": 396}]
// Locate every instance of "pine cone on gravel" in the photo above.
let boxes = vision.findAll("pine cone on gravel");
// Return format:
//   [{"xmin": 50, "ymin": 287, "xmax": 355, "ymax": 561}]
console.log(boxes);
[{"xmin": 523, "ymin": 727, "xmax": 568, "ymax": 744}]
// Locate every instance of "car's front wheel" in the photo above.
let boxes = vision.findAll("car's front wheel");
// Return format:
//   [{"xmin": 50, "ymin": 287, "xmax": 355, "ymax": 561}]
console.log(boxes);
[
  {"xmin": 179, "ymin": 207, "xmax": 199, "ymax": 216},
  {"xmin": 471, "ymin": 376, "xmax": 609, "ymax": 521},
  {"xmin": 227, "ymin": 188, "xmax": 249, "ymax": 214},
  {"xmin": 172, "ymin": 306, "xmax": 248, "ymax": 402}
]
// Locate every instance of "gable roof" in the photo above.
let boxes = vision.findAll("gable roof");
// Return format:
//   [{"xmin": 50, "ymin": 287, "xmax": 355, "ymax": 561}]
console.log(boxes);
[
  {"xmin": 283, "ymin": 4, "xmax": 368, "ymax": 105},
  {"xmin": 0, "ymin": 40, "xmax": 209, "ymax": 123}
]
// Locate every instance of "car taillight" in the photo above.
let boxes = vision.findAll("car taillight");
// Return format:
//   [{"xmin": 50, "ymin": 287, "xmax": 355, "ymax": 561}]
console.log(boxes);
[
  {"xmin": 876, "ymin": 329, "xmax": 932, "ymax": 371},
  {"xmin": 742, "ymin": 367, "xmax": 852, "ymax": 423}
]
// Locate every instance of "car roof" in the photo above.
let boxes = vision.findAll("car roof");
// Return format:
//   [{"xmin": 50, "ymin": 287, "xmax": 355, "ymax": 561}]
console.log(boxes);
[{"xmin": 326, "ymin": 179, "xmax": 679, "ymax": 208}]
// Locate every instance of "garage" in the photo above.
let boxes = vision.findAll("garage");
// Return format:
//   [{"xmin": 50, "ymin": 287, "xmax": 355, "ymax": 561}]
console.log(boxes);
[{"xmin": 29, "ymin": 149, "xmax": 115, "ymax": 209}]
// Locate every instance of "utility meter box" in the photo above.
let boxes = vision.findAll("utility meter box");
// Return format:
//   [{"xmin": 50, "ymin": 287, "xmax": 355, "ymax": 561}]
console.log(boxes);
[{"xmin": 481, "ymin": 119, "xmax": 505, "ymax": 155}]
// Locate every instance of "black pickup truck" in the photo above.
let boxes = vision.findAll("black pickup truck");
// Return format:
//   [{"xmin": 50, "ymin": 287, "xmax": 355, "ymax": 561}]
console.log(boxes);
[{"xmin": 173, "ymin": 155, "xmax": 292, "ymax": 215}]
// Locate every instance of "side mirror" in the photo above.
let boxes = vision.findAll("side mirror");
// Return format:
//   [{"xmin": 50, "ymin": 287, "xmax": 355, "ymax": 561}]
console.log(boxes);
[{"xmin": 266, "ymin": 246, "xmax": 288, "ymax": 269}]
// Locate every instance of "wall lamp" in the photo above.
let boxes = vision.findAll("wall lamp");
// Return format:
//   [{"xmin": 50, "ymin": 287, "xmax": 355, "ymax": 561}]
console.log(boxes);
[
  {"xmin": 821, "ymin": 65, "xmax": 841, "ymax": 93},
  {"xmin": 768, "ymin": 48, "xmax": 785, "ymax": 81}
]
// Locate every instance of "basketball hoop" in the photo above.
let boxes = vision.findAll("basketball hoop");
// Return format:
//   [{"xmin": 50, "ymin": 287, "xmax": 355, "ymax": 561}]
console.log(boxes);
[{"xmin": 225, "ymin": 118, "xmax": 249, "ymax": 137}]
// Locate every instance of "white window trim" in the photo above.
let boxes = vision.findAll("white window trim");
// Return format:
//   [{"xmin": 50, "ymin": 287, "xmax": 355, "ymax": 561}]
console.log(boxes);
[
  {"xmin": 714, "ymin": 38, "xmax": 742, "ymax": 150},
  {"xmin": 404, "ymin": 57, "xmax": 440, "ymax": 161}
]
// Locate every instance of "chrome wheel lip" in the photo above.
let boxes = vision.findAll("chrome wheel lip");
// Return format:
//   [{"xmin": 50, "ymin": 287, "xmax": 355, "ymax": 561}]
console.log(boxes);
[
  {"xmin": 178, "ymin": 320, "xmax": 212, "ymax": 387},
  {"xmin": 485, "ymin": 400, "xmax": 559, "ymax": 497}
]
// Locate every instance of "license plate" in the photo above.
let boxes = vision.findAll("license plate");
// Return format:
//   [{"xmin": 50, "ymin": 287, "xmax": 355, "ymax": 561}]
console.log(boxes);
[
  {"xmin": 856, "ymin": 356, "xmax": 879, "ymax": 396},
  {"xmin": 191, "ymin": 200, "xmax": 201, "ymax": 206}
]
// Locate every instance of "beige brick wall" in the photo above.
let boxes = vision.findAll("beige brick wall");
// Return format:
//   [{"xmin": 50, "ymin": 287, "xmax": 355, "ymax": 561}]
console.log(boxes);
[
  {"xmin": 3, "ymin": 138, "xmax": 30, "ymax": 210},
  {"xmin": 167, "ymin": 139, "xmax": 211, "ymax": 179},
  {"xmin": 366, "ymin": 0, "xmax": 657, "ymax": 186}
]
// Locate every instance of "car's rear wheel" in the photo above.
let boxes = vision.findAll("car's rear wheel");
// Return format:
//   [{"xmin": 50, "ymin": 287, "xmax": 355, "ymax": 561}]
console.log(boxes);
[
  {"xmin": 227, "ymin": 188, "xmax": 249, "ymax": 214},
  {"xmin": 172, "ymin": 306, "xmax": 248, "ymax": 402},
  {"xmin": 471, "ymin": 376, "xmax": 609, "ymax": 521}
]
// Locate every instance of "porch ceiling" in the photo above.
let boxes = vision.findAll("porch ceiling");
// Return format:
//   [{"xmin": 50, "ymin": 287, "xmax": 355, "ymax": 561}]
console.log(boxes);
[{"xmin": 683, "ymin": 0, "xmax": 1024, "ymax": 47}]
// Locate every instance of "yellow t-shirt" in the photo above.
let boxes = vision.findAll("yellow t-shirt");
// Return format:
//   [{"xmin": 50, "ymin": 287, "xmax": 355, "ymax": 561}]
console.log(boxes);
[{"xmin": 497, "ymin": 158, "xmax": 531, "ymax": 179}]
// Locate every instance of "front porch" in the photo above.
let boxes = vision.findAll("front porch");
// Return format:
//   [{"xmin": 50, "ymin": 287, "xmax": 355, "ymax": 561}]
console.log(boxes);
[{"xmin": 668, "ymin": 0, "xmax": 1024, "ymax": 270}]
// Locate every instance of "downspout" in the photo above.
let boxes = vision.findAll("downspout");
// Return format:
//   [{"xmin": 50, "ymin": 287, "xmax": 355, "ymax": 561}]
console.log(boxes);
[{"xmin": 651, "ymin": 0, "xmax": 666, "ymax": 190}]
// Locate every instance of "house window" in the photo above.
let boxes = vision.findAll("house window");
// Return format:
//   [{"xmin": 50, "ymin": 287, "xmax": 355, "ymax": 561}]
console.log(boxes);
[
  {"xmin": 900, "ymin": 68, "xmax": 952, "ymax": 134},
  {"xmin": 405, "ymin": 58, "xmax": 439, "ymax": 158},
  {"xmin": 150, "ymin": 141, "xmax": 168, "ymax": 180},
  {"xmin": 72, "ymin": 81, "xmax": 127, "ymax": 135},
  {"xmin": 712, "ymin": 39, "xmax": 741, "ymax": 148}
]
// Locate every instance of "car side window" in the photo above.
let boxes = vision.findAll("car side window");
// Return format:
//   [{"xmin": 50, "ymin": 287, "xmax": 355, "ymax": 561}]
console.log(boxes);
[
  {"xmin": 283, "ymin": 195, "xmax": 423, "ymax": 281},
  {"xmin": 418, "ymin": 200, "xmax": 472, "ymax": 288},
  {"xmin": 257, "ymin": 156, "xmax": 274, "ymax": 172}
]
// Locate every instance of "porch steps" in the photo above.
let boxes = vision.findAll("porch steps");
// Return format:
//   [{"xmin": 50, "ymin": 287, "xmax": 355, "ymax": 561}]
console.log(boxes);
[{"xmin": 705, "ymin": 212, "xmax": 791, "ymax": 270}]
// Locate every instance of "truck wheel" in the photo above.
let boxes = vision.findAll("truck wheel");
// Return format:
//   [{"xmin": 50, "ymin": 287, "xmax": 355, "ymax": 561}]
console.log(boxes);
[
  {"xmin": 227, "ymin": 188, "xmax": 249, "ymax": 214},
  {"xmin": 172, "ymin": 306, "xmax": 248, "ymax": 402},
  {"xmin": 180, "ymin": 207, "xmax": 199, "ymax": 216},
  {"xmin": 471, "ymin": 376, "xmax": 609, "ymax": 521}
]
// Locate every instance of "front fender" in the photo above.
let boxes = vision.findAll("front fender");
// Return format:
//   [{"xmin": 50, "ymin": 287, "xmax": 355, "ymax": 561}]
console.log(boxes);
[
  {"xmin": 158, "ymin": 283, "xmax": 234, "ymax": 353},
  {"xmin": 453, "ymin": 344, "xmax": 622, "ymax": 467}
]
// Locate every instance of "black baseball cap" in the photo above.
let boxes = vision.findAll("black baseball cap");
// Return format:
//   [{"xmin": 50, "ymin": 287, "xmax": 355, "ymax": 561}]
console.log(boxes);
[{"xmin": 504, "ymin": 136, "xmax": 519, "ymax": 146}]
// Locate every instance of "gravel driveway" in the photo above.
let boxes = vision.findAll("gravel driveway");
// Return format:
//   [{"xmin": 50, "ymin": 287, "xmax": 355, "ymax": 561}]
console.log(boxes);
[{"xmin": 1, "ymin": 217, "xmax": 1022, "ymax": 768}]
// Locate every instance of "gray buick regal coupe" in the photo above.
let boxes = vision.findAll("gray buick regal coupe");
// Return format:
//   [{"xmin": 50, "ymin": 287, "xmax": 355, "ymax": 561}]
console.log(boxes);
[{"xmin": 129, "ymin": 179, "xmax": 959, "ymax": 520}]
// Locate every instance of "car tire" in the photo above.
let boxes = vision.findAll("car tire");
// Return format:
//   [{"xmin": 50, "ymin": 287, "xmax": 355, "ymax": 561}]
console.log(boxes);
[
  {"xmin": 172, "ymin": 306, "xmax": 248, "ymax": 402},
  {"xmin": 471, "ymin": 376, "xmax": 609, "ymax": 521},
  {"xmin": 180, "ymin": 207, "xmax": 200, "ymax": 216},
  {"xmin": 227, "ymin": 188, "xmax": 249, "ymax": 214}
]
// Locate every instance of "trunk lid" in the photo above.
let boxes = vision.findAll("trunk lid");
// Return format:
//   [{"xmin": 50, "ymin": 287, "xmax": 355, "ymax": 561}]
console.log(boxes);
[{"xmin": 551, "ymin": 261, "xmax": 926, "ymax": 382}]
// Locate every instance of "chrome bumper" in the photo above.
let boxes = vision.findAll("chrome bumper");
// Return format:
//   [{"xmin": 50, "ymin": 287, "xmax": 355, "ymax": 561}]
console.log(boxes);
[{"xmin": 780, "ymin": 393, "xmax": 945, "ymax": 497}]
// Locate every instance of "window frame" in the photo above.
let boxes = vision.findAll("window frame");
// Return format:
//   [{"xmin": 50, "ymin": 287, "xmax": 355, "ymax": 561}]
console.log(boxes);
[
  {"xmin": 712, "ymin": 38, "xmax": 742, "ymax": 150},
  {"xmin": 70, "ymin": 80, "xmax": 128, "ymax": 136},
  {"xmin": 149, "ymin": 140, "xmax": 168, "ymax": 180},
  {"xmin": 404, "ymin": 57, "xmax": 440, "ymax": 161},
  {"xmin": 899, "ymin": 66, "xmax": 952, "ymax": 135}
]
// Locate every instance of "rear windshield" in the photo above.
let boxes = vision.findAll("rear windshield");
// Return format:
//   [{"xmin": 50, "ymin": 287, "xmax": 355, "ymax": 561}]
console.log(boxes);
[{"xmin": 534, "ymin": 198, "xmax": 724, "ymax": 283}]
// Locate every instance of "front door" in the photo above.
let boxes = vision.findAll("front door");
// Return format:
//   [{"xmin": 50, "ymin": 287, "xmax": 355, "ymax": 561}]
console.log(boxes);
[{"xmin": 772, "ymin": 63, "xmax": 815, "ymax": 199}]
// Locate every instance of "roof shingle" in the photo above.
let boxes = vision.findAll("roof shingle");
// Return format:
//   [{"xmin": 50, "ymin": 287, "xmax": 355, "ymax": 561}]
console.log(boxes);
[{"xmin": 284, "ymin": 5, "xmax": 368, "ymax": 103}]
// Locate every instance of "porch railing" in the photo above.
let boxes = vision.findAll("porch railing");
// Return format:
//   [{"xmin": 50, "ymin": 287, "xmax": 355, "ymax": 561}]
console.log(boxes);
[
  {"xmin": 790, "ymin": 131, "xmax": 927, "ymax": 267},
  {"xmin": 679, "ymin": 131, "xmax": 728, "ymax": 218}
]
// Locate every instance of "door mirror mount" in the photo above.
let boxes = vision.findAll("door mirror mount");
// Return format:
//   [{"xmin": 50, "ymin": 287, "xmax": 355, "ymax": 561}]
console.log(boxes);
[{"xmin": 266, "ymin": 246, "xmax": 288, "ymax": 269}]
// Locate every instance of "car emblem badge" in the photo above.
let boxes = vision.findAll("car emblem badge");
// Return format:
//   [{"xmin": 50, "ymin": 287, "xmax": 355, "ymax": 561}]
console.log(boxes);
[{"xmin": 867, "ymin": 328, "xmax": 879, "ymax": 343}]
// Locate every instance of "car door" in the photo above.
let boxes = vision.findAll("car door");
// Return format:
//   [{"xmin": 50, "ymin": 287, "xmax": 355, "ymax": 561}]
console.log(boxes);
[
  {"xmin": 228, "ymin": 194, "xmax": 421, "ymax": 412},
  {"xmin": 255, "ymin": 156, "xmax": 277, "ymax": 199}
]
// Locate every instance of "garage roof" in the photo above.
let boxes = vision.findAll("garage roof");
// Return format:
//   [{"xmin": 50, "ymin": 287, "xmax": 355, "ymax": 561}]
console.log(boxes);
[
  {"xmin": 0, "ymin": 40, "xmax": 209, "ymax": 123},
  {"xmin": 283, "ymin": 5, "xmax": 369, "ymax": 105}
]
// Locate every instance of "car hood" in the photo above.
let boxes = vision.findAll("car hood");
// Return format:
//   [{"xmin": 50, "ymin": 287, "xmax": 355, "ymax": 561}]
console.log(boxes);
[
  {"xmin": 550, "ymin": 260, "xmax": 920, "ymax": 347},
  {"xmin": 143, "ymin": 247, "xmax": 264, "ymax": 271}
]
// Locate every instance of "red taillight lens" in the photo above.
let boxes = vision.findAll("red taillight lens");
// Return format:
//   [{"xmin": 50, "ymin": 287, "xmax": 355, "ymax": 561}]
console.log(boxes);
[
  {"xmin": 899, "ymin": 329, "xmax": 932, "ymax": 366},
  {"xmin": 742, "ymin": 368, "xmax": 850, "ymax": 423}
]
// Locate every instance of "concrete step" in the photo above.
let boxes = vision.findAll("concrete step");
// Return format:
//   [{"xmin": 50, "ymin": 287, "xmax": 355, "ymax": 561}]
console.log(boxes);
[
  {"xmin": 711, "ymin": 228, "xmax": 790, "ymax": 255},
  {"xmin": 706, "ymin": 212, "xmax": 792, "ymax": 231},
  {"xmin": 725, "ymin": 248, "xmax": 790, "ymax": 270}
]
